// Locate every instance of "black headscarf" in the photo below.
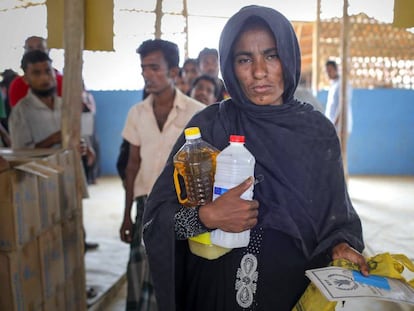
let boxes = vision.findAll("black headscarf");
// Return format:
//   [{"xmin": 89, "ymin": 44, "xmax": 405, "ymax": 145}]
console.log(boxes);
[{"xmin": 143, "ymin": 6, "xmax": 364, "ymax": 310}]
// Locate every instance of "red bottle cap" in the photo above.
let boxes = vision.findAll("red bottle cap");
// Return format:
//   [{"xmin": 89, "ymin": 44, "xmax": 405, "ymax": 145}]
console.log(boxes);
[{"xmin": 229, "ymin": 135, "xmax": 245, "ymax": 143}]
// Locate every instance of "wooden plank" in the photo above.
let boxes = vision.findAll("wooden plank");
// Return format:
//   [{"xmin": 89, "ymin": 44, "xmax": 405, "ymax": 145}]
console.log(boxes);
[
  {"xmin": 312, "ymin": 0, "xmax": 321, "ymax": 92},
  {"xmin": 61, "ymin": 0, "xmax": 84, "ymax": 150},
  {"xmin": 340, "ymin": 0, "xmax": 350, "ymax": 180}
]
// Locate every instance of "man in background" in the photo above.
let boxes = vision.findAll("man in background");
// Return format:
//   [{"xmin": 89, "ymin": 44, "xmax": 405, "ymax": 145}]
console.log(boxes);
[
  {"xmin": 8, "ymin": 50, "xmax": 61, "ymax": 148},
  {"xmin": 197, "ymin": 47, "xmax": 229, "ymax": 101},
  {"xmin": 120, "ymin": 39, "xmax": 204, "ymax": 310},
  {"xmin": 8, "ymin": 36, "xmax": 63, "ymax": 107},
  {"xmin": 0, "ymin": 69, "xmax": 18, "ymax": 146},
  {"xmin": 174, "ymin": 68, "xmax": 190, "ymax": 94},
  {"xmin": 325, "ymin": 59, "xmax": 353, "ymax": 137},
  {"xmin": 189, "ymin": 74, "xmax": 218, "ymax": 106},
  {"xmin": 181, "ymin": 58, "xmax": 200, "ymax": 94}
]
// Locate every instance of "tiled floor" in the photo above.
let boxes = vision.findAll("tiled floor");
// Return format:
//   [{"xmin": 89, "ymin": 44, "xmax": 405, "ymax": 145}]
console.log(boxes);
[{"xmin": 83, "ymin": 176, "xmax": 414, "ymax": 311}]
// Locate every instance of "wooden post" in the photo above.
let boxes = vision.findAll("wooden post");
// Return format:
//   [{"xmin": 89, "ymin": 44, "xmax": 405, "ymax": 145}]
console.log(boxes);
[
  {"xmin": 312, "ymin": 0, "xmax": 321, "ymax": 93},
  {"xmin": 340, "ymin": 0, "xmax": 350, "ymax": 180},
  {"xmin": 62, "ymin": 0, "xmax": 84, "ymax": 150},
  {"xmin": 61, "ymin": 1, "xmax": 87, "ymax": 310},
  {"xmin": 154, "ymin": 0, "xmax": 163, "ymax": 39},
  {"xmin": 183, "ymin": 0, "xmax": 189, "ymax": 59}
]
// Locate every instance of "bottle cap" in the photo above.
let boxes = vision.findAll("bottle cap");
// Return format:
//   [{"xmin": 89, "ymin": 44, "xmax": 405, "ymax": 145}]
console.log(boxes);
[
  {"xmin": 184, "ymin": 127, "xmax": 201, "ymax": 139},
  {"xmin": 229, "ymin": 135, "xmax": 245, "ymax": 143}
]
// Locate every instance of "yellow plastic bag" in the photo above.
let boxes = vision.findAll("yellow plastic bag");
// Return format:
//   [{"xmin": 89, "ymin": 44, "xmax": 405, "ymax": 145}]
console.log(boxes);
[
  {"xmin": 292, "ymin": 253, "xmax": 414, "ymax": 311},
  {"xmin": 292, "ymin": 282, "xmax": 337, "ymax": 311}
]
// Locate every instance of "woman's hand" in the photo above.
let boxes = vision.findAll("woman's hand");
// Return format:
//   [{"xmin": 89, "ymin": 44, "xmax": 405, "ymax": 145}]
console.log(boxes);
[
  {"xmin": 332, "ymin": 242, "xmax": 369, "ymax": 276},
  {"xmin": 198, "ymin": 177, "xmax": 259, "ymax": 232}
]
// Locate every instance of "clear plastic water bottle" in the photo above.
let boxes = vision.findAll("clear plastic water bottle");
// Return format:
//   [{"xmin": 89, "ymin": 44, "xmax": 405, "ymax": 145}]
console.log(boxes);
[
  {"xmin": 210, "ymin": 135, "xmax": 255, "ymax": 248},
  {"xmin": 173, "ymin": 127, "xmax": 231, "ymax": 259}
]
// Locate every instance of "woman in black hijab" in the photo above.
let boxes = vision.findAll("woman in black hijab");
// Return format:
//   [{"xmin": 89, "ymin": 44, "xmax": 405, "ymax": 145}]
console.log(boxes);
[{"xmin": 143, "ymin": 5, "xmax": 368, "ymax": 311}]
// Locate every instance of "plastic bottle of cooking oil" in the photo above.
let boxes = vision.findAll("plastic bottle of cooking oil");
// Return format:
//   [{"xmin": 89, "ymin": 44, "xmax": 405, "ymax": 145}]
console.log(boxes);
[{"xmin": 173, "ymin": 127, "xmax": 231, "ymax": 259}]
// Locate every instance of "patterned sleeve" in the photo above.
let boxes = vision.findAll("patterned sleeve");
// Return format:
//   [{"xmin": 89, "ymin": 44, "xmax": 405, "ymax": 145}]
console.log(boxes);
[{"xmin": 174, "ymin": 205, "xmax": 210, "ymax": 240}]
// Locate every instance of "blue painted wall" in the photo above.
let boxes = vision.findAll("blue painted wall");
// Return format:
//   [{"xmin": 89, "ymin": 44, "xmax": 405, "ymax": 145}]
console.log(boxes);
[
  {"xmin": 91, "ymin": 90, "xmax": 143, "ymax": 176},
  {"xmin": 317, "ymin": 89, "xmax": 414, "ymax": 175},
  {"xmin": 92, "ymin": 89, "xmax": 414, "ymax": 176}
]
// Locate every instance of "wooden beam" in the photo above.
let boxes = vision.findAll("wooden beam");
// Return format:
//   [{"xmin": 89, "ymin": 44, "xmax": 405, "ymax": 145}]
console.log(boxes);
[
  {"xmin": 340, "ymin": 0, "xmax": 350, "ymax": 180},
  {"xmin": 312, "ymin": 0, "xmax": 321, "ymax": 92},
  {"xmin": 61, "ymin": 2, "xmax": 87, "ymax": 310},
  {"xmin": 154, "ymin": 0, "xmax": 162, "ymax": 39},
  {"xmin": 62, "ymin": 0, "xmax": 84, "ymax": 149},
  {"xmin": 183, "ymin": 0, "xmax": 189, "ymax": 59}
]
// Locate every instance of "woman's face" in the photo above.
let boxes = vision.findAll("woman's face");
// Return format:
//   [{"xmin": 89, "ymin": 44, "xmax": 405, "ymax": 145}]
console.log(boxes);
[{"xmin": 233, "ymin": 25, "xmax": 284, "ymax": 106}]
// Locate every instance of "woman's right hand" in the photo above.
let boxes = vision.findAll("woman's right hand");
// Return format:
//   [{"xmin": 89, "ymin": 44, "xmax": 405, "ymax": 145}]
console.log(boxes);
[{"xmin": 199, "ymin": 177, "xmax": 259, "ymax": 232}]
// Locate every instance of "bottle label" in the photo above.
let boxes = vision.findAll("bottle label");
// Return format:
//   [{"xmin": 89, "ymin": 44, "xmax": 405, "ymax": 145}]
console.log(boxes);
[
  {"xmin": 213, "ymin": 186, "xmax": 229, "ymax": 196},
  {"xmin": 213, "ymin": 185, "xmax": 253, "ymax": 201}
]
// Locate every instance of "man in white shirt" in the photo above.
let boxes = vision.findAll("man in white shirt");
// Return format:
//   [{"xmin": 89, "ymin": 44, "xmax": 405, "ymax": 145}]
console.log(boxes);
[
  {"xmin": 8, "ymin": 50, "xmax": 62, "ymax": 148},
  {"xmin": 325, "ymin": 60, "xmax": 353, "ymax": 136},
  {"xmin": 120, "ymin": 39, "xmax": 204, "ymax": 310}
]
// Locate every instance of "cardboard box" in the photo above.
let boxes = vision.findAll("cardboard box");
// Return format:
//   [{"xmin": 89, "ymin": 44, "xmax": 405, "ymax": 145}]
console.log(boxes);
[
  {"xmin": 0, "ymin": 157, "xmax": 63, "ymax": 251},
  {"xmin": 43, "ymin": 288, "xmax": 66, "ymax": 311},
  {"xmin": 64, "ymin": 267, "xmax": 87, "ymax": 311},
  {"xmin": 0, "ymin": 161, "xmax": 41, "ymax": 251},
  {"xmin": 0, "ymin": 148, "xmax": 84, "ymax": 224},
  {"xmin": 38, "ymin": 167, "xmax": 61, "ymax": 229},
  {"xmin": 57, "ymin": 150, "xmax": 79, "ymax": 219},
  {"xmin": 0, "ymin": 239, "xmax": 43, "ymax": 311},
  {"xmin": 23, "ymin": 157, "xmax": 63, "ymax": 230},
  {"xmin": 61, "ymin": 211, "xmax": 84, "ymax": 279},
  {"xmin": 0, "ymin": 251, "xmax": 19, "ymax": 311},
  {"xmin": 38, "ymin": 224, "xmax": 65, "ymax": 301}
]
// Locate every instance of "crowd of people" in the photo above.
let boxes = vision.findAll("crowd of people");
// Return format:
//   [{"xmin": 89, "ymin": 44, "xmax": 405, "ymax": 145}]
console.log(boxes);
[
  {"xmin": 0, "ymin": 5, "xmax": 362, "ymax": 311},
  {"xmin": 0, "ymin": 35, "xmax": 100, "ymax": 298}
]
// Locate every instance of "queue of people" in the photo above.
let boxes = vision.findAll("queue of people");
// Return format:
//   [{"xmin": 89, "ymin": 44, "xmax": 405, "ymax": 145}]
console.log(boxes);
[{"xmin": 0, "ymin": 5, "xmax": 366, "ymax": 311}]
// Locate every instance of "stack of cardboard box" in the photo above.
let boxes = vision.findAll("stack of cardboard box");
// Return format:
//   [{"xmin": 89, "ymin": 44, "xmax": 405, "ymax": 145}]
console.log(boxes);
[{"xmin": 0, "ymin": 149, "xmax": 87, "ymax": 311}]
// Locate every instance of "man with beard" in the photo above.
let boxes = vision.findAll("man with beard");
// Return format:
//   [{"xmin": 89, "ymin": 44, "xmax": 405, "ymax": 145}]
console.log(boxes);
[
  {"xmin": 8, "ymin": 36, "xmax": 63, "ymax": 108},
  {"xmin": 120, "ymin": 39, "xmax": 204, "ymax": 310},
  {"xmin": 8, "ymin": 50, "xmax": 62, "ymax": 148}
]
